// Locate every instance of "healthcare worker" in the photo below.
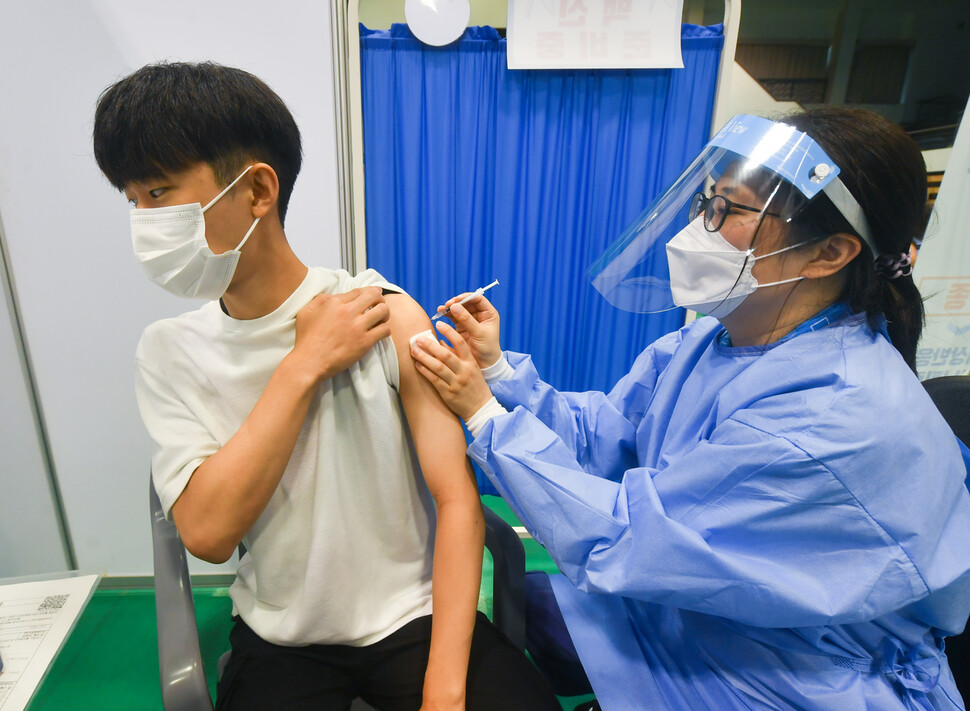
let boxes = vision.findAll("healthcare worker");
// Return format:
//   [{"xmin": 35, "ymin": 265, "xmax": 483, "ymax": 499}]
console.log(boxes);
[{"xmin": 410, "ymin": 108, "xmax": 970, "ymax": 710}]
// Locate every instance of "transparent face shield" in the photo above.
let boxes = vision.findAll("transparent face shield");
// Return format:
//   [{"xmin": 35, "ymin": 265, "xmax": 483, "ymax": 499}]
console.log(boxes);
[{"xmin": 588, "ymin": 114, "xmax": 877, "ymax": 314}]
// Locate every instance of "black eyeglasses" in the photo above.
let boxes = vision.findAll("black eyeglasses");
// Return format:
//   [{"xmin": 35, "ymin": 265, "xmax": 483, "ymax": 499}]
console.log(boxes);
[{"xmin": 689, "ymin": 192, "xmax": 782, "ymax": 233}]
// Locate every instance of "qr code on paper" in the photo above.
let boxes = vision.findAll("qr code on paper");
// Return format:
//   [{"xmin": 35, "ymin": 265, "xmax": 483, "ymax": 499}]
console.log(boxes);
[{"xmin": 39, "ymin": 595, "xmax": 68, "ymax": 611}]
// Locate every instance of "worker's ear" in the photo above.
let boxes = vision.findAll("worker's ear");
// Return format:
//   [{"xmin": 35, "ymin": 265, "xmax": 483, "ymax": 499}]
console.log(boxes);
[
  {"xmin": 248, "ymin": 163, "xmax": 280, "ymax": 220},
  {"xmin": 800, "ymin": 233, "xmax": 862, "ymax": 279}
]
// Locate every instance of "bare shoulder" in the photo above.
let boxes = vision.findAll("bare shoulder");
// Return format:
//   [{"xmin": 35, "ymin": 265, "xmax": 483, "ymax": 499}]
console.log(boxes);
[
  {"xmin": 383, "ymin": 293, "xmax": 440, "ymax": 396},
  {"xmin": 385, "ymin": 292, "xmax": 434, "ymax": 342}
]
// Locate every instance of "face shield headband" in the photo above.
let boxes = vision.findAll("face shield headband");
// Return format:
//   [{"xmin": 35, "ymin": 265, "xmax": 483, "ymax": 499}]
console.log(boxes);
[{"xmin": 588, "ymin": 114, "xmax": 879, "ymax": 314}]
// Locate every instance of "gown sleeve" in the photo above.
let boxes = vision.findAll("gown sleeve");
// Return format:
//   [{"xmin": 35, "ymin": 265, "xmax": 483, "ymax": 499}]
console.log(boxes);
[
  {"xmin": 489, "ymin": 329, "xmax": 683, "ymax": 482},
  {"xmin": 468, "ymin": 405, "xmax": 931, "ymax": 630}
]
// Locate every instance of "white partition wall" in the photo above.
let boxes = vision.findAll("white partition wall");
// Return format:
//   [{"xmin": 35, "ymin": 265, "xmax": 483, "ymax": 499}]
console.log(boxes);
[
  {"xmin": 0, "ymin": 220, "xmax": 71, "ymax": 577},
  {"xmin": 0, "ymin": 1, "xmax": 342, "ymax": 576}
]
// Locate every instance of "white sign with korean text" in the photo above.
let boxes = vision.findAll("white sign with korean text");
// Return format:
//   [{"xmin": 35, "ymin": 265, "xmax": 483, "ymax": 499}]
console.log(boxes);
[
  {"xmin": 915, "ymin": 96, "xmax": 970, "ymax": 380},
  {"xmin": 507, "ymin": 0, "xmax": 685, "ymax": 70}
]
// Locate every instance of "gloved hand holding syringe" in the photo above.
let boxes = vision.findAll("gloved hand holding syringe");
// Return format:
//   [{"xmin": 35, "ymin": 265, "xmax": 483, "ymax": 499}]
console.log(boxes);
[
  {"xmin": 431, "ymin": 279, "xmax": 500, "ymax": 321},
  {"xmin": 411, "ymin": 279, "xmax": 503, "ymax": 369}
]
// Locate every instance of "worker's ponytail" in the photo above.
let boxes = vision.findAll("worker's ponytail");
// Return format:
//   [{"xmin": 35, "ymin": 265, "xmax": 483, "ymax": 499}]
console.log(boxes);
[{"xmin": 784, "ymin": 108, "xmax": 928, "ymax": 372}]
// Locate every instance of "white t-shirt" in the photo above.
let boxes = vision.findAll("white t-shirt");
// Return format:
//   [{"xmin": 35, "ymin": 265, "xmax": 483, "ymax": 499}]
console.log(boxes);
[{"xmin": 136, "ymin": 268, "xmax": 435, "ymax": 647}]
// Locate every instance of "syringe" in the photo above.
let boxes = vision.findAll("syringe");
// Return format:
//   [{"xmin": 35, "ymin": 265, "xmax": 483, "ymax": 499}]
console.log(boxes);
[{"xmin": 431, "ymin": 279, "xmax": 500, "ymax": 321}]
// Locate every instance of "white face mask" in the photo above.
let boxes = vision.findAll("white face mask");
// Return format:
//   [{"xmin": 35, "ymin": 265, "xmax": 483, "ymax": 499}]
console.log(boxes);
[
  {"xmin": 665, "ymin": 217, "xmax": 806, "ymax": 317},
  {"xmin": 130, "ymin": 166, "xmax": 260, "ymax": 301}
]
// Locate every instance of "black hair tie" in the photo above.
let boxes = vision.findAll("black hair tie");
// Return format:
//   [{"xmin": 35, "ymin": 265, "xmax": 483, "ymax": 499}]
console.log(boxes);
[{"xmin": 874, "ymin": 251, "xmax": 913, "ymax": 280}]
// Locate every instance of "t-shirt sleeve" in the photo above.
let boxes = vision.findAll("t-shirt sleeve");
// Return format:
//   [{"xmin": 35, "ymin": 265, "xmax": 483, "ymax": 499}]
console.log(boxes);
[
  {"xmin": 344, "ymin": 268, "xmax": 403, "ymax": 390},
  {"xmin": 345, "ymin": 268, "xmax": 403, "ymax": 295},
  {"xmin": 135, "ymin": 334, "xmax": 220, "ymax": 519}
]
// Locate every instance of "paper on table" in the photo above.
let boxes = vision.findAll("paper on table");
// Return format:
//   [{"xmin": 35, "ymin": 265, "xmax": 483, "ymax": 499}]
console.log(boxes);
[{"xmin": 0, "ymin": 573, "xmax": 100, "ymax": 711}]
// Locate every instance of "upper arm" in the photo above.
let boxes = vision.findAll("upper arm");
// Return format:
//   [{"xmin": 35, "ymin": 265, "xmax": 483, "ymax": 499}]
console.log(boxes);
[{"xmin": 386, "ymin": 294, "xmax": 479, "ymax": 504}]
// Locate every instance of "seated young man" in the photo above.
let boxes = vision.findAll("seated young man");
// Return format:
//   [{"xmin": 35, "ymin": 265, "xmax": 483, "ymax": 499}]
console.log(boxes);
[{"xmin": 93, "ymin": 61, "xmax": 559, "ymax": 711}]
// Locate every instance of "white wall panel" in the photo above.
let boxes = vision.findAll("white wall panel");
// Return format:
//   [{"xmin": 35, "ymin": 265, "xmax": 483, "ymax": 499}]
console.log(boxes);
[
  {"xmin": 0, "ymin": 0, "xmax": 341, "ymax": 575},
  {"xmin": 0, "ymin": 230, "xmax": 70, "ymax": 577}
]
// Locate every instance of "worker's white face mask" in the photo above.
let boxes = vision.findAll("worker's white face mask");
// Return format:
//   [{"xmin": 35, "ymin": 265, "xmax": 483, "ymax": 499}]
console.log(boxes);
[
  {"xmin": 130, "ymin": 166, "xmax": 259, "ymax": 301},
  {"xmin": 665, "ymin": 217, "xmax": 806, "ymax": 317}
]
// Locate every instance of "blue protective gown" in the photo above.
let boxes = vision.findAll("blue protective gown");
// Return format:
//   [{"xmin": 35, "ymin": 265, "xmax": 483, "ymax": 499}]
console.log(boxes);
[{"xmin": 469, "ymin": 308, "xmax": 970, "ymax": 710}]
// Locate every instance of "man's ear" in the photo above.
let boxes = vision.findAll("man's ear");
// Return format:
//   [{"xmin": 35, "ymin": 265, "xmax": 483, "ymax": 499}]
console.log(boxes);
[
  {"xmin": 800, "ymin": 233, "xmax": 862, "ymax": 279},
  {"xmin": 249, "ymin": 163, "xmax": 280, "ymax": 220}
]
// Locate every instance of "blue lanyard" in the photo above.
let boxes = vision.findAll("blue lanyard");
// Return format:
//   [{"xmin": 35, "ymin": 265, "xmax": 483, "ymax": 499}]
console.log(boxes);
[
  {"xmin": 717, "ymin": 302, "xmax": 853, "ymax": 347},
  {"xmin": 788, "ymin": 301, "xmax": 854, "ymax": 338}
]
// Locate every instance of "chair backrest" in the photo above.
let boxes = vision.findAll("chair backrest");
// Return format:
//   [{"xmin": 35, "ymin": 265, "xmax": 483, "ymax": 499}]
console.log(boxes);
[
  {"xmin": 150, "ymin": 478, "xmax": 213, "ymax": 711},
  {"xmin": 483, "ymin": 505, "xmax": 527, "ymax": 649},
  {"xmin": 923, "ymin": 375, "xmax": 970, "ymax": 447}
]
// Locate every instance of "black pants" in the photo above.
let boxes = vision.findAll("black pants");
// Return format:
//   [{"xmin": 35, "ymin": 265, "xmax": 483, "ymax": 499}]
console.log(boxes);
[{"xmin": 215, "ymin": 612, "xmax": 560, "ymax": 711}]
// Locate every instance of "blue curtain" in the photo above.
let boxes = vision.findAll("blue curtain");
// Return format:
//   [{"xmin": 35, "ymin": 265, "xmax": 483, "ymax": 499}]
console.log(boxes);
[{"xmin": 361, "ymin": 24, "xmax": 722, "ymax": 487}]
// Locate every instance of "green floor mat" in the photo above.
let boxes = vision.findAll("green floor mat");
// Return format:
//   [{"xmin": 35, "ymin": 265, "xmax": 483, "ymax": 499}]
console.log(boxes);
[
  {"xmin": 29, "ymin": 497, "xmax": 592, "ymax": 710},
  {"xmin": 26, "ymin": 587, "xmax": 232, "ymax": 711}
]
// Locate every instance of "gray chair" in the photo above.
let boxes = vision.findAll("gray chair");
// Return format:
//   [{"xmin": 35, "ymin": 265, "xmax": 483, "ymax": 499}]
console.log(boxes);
[
  {"xmin": 150, "ymin": 478, "xmax": 527, "ymax": 711},
  {"xmin": 923, "ymin": 375, "xmax": 970, "ymax": 450}
]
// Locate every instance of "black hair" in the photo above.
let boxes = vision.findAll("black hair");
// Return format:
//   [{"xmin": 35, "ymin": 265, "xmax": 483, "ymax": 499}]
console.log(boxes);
[
  {"xmin": 93, "ymin": 62, "xmax": 302, "ymax": 223},
  {"xmin": 782, "ymin": 108, "xmax": 928, "ymax": 372}
]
